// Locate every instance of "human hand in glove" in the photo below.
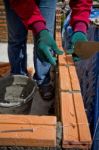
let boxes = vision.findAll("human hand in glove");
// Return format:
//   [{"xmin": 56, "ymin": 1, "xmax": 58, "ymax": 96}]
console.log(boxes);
[
  {"xmin": 35, "ymin": 30, "xmax": 64, "ymax": 65},
  {"xmin": 71, "ymin": 32, "xmax": 88, "ymax": 51},
  {"xmin": 70, "ymin": 32, "xmax": 88, "ymax": 61}
]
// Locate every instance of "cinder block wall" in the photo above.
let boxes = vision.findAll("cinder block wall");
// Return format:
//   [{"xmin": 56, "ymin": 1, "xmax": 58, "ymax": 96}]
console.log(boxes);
[{"xmin": 0, "ymin": 0, "xmax": 33, "ymax": 43}]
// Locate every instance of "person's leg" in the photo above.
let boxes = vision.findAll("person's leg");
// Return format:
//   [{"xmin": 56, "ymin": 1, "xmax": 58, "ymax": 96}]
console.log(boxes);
[
  {"xmin": 33, "ymin": 0, "xmax": 57, "ymax": 99},
  {"xmin": 3, "ymin": 0, "xmax": 28, "ymax": 75}
]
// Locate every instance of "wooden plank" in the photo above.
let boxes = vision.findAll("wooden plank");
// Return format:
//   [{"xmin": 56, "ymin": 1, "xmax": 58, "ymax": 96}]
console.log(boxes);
[
  {"xmin": 69, "ymin": 66, "xmax": 81, "ymax": 91},
  {"xmin": 0, "ymin": 115, "xmax": 56, "ymax": 125},
  {"xmin": 73, "ymin": 93, "xmax": 92, "ymax": 144},
  {"xmin": 0, "ymin": 115, "xmax": 56, "ymax": 147},
  {"xmin": 59, "ymin": 66, "xmax": 71, "ymax": 91},
  {"xmin": 60, "ymin": 92, "xmax": 79, "ymax": 146}
]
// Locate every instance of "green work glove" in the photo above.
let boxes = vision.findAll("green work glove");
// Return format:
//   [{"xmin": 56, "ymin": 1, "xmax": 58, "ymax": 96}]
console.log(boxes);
[
  {"xmin": 36, "ymin": 30, "xmax": 63, "ymax": 65},
  {"xmin": 69, "ymin": 32, "xmax": 88, "ymax": 61},
  {"xmin": 71, "ymin": 32, "xmax": 88, "ymax": 51}
]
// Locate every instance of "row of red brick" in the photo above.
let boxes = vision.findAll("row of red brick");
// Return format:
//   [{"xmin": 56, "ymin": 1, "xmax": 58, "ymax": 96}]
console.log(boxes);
[{"xmin": 56, "ymin": 31, "xmax": 92, "ymax": 149}]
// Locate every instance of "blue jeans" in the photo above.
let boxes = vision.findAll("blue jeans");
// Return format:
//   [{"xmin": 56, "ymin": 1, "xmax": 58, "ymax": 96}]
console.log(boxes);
[{"xmin": 3, "ymin": 0, "xmax": 57, "ymax": 85}]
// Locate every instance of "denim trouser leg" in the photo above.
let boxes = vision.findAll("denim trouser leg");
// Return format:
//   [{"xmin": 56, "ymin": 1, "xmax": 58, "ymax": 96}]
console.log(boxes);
[
  {"xmin": 34, "ymin": 0, "xmax": 57, "ymax": 85},
  {"xmin": 3, "ymin": 0, "xmax": 28, "ymax": 75}
]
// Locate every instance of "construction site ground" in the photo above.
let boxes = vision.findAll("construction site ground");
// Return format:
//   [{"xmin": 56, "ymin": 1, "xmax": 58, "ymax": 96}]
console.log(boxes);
[
  {"xmin": 0, "ymin": 31, "xmax": 92, "ymax": 149},
  {"xmin": 0, "ymin": 43, "xmax": 55, "ymax": 116},
  {"xmin": 0, "ymin": 4, "xmax": 96, "ymax": 150}
]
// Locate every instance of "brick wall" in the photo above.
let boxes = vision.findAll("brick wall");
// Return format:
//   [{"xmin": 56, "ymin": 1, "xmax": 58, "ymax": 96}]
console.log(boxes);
[
  {"xmin": 0, "ymin": 0, "xmax": 33, "ymax": 43},
  {"xmin": 0, "ymin": 0, "xmax": 7, "ymax": 42}
]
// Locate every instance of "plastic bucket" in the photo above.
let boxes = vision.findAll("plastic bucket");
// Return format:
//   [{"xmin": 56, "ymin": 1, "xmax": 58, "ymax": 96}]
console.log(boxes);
[{"xmin": 0, "ymin": 75, "xmax": 36, "ymax": 114}]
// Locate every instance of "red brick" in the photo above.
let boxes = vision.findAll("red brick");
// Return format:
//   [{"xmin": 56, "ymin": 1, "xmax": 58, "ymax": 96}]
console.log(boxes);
[
  {"xmin": 59, "ymin": 66, "xmax": 71, "ymax": 91},
  {"xmin": 0, "ymin": 115, "xmax": 56, "ymax": 147},
  {"xmin": 69, "ymin": 66, "xmax": 81, "ymax": 91}
]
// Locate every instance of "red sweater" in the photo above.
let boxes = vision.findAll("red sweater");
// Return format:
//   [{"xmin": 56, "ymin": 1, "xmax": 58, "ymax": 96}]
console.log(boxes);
[
  {"xmin": 9, "ymin": 0, "xmax": 92, "ymax": 34},
  {"xmin": 69, "ymin": 0, "xmax": 92, "ymax": 32},
  {"xmin": 9, "ymin": 0, "xmax": 46, "ymax": 35}
]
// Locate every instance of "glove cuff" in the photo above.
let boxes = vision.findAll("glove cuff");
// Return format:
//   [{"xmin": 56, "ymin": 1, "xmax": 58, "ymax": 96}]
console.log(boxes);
[
  {"xmin": 32, "ymin": 21, "xmax": 47, "ymax": 36},
  {"xmin": 74, "ymin": 22, "xmax": 87, "ymax": 34}
]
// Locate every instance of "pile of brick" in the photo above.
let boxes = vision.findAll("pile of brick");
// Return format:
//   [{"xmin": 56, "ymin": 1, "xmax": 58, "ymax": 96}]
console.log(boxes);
[
  {"xmin": 0, "ymin": 0, "xmax": 7, "ymax": 42},
  {"xmin": 0, "ymin": 62, "xmax": 34, "ymax": 77},
  {"xmin": 0, "ymin": 62, "xmax": 10, "ymax": 77}
]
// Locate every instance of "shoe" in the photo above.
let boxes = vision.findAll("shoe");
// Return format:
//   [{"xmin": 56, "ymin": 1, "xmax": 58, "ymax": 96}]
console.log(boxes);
[{"xmin": 39, "ymin": 82, "xmax": 55, "ymax": 101}]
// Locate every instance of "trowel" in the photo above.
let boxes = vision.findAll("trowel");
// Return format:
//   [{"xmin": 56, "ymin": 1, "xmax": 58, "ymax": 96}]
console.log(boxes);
[{"xmin": 74, "ymin": 41, "xmax": 99, "ymax": 59}]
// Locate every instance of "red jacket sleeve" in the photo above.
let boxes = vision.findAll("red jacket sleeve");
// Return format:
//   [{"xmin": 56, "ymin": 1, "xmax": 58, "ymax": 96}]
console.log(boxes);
[
  {"xmin": 69, "ymin": 0, "xmax": 92, "ymax": 28},
  {"xmin": 9, "ymin": 0, "xmax": 46, "ymax": 30}
]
